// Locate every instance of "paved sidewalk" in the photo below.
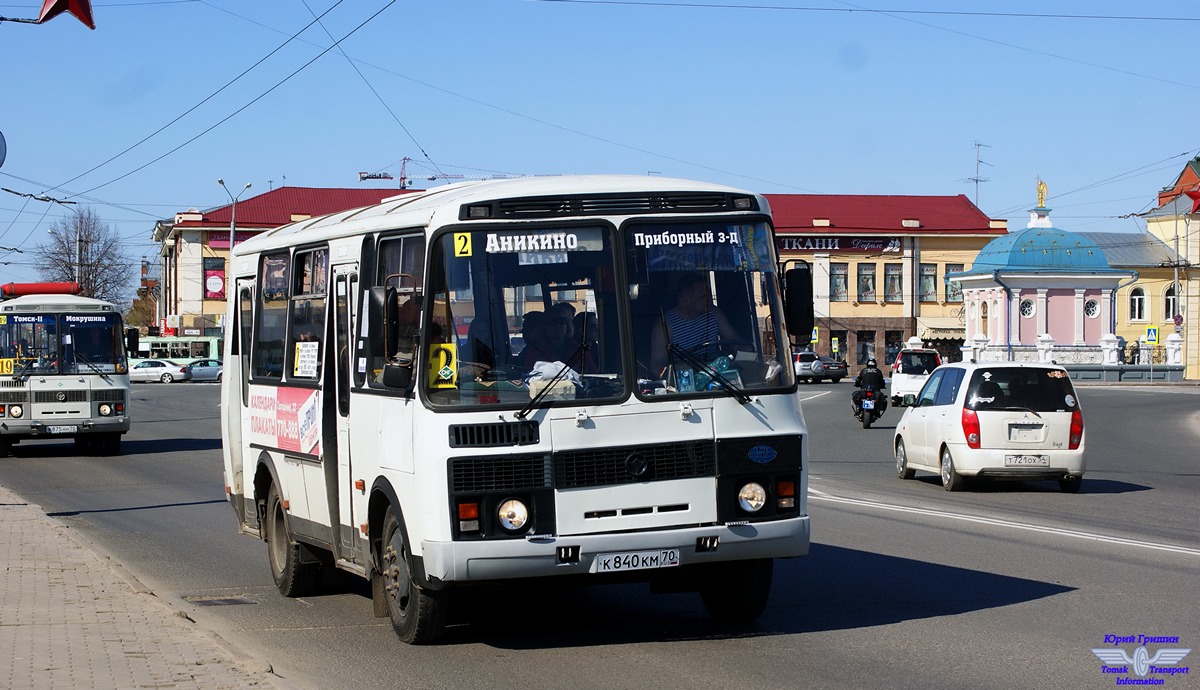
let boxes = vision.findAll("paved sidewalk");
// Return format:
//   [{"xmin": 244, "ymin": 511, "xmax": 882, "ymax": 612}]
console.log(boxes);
[{"xmin": 0, "ymin": 484, "xmax": 288, "ymax": 689}]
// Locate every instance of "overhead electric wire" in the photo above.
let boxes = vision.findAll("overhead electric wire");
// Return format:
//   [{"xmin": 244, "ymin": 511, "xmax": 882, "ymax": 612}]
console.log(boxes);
[{"xmin": 71, "ymin": 1, "xmax": 397, "ymax": 199}]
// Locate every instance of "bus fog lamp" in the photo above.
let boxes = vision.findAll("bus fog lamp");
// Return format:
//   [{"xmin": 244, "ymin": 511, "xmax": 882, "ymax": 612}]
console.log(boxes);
[
  {"xmin": 737, "ymin": 482, "xmax": 767, "ymax": 512},
  {"xmin": 9, "ymin": 405, "xmax": 22, "ymax": 419},
  {"xmin": 99, "ymin": 404, "xmax": 112, "ymax": 416},
  {"xmin": 497, "ymin": 499, "xmax": 529, "ymax": 532}
]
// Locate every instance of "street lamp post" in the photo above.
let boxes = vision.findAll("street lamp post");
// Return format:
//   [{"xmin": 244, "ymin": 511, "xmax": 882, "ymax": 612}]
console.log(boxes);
[{"xmin": 217, "ymin": 179, "xmax": 252, "ymax": 248}]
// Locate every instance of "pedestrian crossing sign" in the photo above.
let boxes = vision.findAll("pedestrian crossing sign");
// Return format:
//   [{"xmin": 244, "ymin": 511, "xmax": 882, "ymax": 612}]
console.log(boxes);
[
  {"xmin": 1145, "ymin": 326, "xmax": 1158, "ymax": 344},
  {"xmin": 811, "ymin": 327, "xmax": 819, "ymax": 343}
]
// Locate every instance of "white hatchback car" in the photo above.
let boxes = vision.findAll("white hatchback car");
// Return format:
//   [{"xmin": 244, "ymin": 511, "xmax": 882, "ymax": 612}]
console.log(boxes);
[{"xmin": 893, "ymin": 362, "xmax": 1085, "ymax": 493}]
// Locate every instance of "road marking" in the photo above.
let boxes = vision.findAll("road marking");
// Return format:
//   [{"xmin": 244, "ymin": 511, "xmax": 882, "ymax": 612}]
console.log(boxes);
[
  {"xmin": 808, "ymin": 488, "xmax": 1200, "ymax": 557},
  {"xmin": 798, "ymin": 391, "xmax": 832, "ymax": 402}
]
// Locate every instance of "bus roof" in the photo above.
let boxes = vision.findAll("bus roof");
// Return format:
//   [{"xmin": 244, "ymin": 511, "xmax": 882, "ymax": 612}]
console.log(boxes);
[
  {"xmin": 230, "ymin": 174, "xmax": 766, "ymax": 258},
  {"xmin": 0, "ymin": 293, "xmax": 119, "ymax": 312}
]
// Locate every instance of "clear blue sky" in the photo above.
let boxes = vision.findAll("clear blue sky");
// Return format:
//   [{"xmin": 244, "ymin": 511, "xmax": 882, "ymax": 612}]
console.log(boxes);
[{"xmin": 2, "ymin": 0, "xmax": 1198, "ymax": 287}]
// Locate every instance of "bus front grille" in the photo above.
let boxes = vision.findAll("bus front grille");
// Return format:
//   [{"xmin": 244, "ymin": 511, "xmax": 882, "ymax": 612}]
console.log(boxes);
[
  {"xmin": 450, "ymin": 454, "xmax": 551, "ymax": 493},
  {"xmin": 91, "ymin": 390, "xmax": 125, "ymax": 402},
  {"xmin": 0, "ymin": 391, "xmax": 28, "ymax": 403},
  {"xmin": 34, "ymin": 390, "xmax": 88, "ymax": 403},
  {"xmin": 448, "ymin": 421, "xmax": 539, "ymax": 448},
  {"xmin": 554, "ymin": 441, "xmax": 716, "ymax": 490}
]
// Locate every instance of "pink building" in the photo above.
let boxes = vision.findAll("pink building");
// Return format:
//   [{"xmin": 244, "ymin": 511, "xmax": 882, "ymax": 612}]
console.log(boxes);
[{"xmin": 947, "ymin": 206, "xmax": 1135, "ymax": 353}]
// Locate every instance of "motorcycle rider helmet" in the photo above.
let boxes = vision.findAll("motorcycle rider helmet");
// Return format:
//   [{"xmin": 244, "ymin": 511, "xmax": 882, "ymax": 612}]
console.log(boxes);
[{"xmin": 867, "ymin": 358, "xmax": 877, "ymax": 367}]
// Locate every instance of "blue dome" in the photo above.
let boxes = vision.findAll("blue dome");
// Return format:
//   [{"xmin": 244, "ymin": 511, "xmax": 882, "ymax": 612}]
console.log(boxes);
[{"xmin": 959, "ymin": 226, "xmax": 1112, "ymax": 274}]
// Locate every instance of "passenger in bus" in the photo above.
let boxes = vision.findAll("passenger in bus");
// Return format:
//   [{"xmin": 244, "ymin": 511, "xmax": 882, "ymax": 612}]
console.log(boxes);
[
  {"xmin": 650, "ymin": 272, "xmax": 738, "ymax": 374},
  {"xmin": 574, "ymin": 311, "xmax": 599, "ymax": 353},
  {"xmin": 518, "ymin": 309, "xmax": 595, "ymax": 372}
]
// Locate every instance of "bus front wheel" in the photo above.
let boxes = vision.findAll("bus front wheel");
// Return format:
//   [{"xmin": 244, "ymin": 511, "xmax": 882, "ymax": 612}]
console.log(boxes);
[
  {"xmin": 381, "ymin": 508, "xmax": 447, "ymax": 644},
  {"xmin": 699, "ymin": 558, "xmax": 773, "ymax": 625},
  {"xmin": 265, "ymin": 484, "xmax": 320, "ymax": 597}
]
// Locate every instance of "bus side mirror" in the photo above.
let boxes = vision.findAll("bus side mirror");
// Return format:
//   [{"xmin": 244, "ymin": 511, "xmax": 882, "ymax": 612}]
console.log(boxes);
[
  {"xmin": 125, "ymin": 328, "xmax": 139, "ymax": 357},
  {"xmin": 783, "ymin": 266, "xmax": 814, "ymax": 339},
  {"xmin": 367, "ymin": 286, "xmax": 398, "ymax": 357}
]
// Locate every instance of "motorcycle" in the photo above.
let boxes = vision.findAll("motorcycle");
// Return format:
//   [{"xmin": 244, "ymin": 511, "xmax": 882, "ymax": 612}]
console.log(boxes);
[{"xmin": 853, "ymin": 382, "xmax": 886, "ymax": 429}]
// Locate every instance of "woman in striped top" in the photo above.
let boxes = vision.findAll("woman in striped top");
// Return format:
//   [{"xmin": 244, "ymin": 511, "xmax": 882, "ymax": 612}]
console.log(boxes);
[{"xmin": 650, "ymin": 272, "xmax": 738, "ymax": 375}]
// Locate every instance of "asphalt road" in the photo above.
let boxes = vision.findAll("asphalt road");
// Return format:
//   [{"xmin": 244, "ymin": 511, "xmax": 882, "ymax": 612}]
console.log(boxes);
[{"xmin": 1, "ymin": 380, "xmax": 1197, "ymax": 689}]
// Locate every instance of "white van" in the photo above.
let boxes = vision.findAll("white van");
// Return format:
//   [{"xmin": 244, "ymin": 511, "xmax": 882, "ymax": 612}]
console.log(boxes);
[{"xmin": 889, "ymin": 347, "xmax": 941, "ymax": 406}]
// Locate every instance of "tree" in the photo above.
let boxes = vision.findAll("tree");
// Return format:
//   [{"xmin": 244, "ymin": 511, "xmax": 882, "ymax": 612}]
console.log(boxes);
[{"xmin": 35, "ymin": 206, "xmax": 134, "ymax": 305}]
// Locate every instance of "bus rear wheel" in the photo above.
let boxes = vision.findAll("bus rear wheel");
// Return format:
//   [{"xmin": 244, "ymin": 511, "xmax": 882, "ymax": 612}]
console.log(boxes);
[
  {"xmin": 381, "ymin": 508, "xmax": 447, "ymax": 644},
  {"xmin": 699, "ymin": 558, "xmax": 773, "ymax": 625},
  {"xmin": 265, "ymin": 484, "xmax": 320, "ymax": 597}
]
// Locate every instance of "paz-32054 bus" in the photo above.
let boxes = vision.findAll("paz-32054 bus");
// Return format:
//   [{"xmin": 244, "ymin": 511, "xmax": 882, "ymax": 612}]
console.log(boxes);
[
  {"xmin": 0, "ymin": 282, "xmax": 131, "ymax": 456},
  {"xmin": 222, "ymin": 175, "xmax": 814, "ymax": 643}
]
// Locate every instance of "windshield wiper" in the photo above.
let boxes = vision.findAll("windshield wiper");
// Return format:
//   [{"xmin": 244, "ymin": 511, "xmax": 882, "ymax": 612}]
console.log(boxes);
[
  {"xmin": 668, "ymin": 343, "xmax": 750, "ymax": 405},
  {"xmin": 69, "ymin": 329, "xmax": 111, "ymax": 381},
  {"xmin": 515, "ymin": 342, "xmax": 590, "ymax": 420},
  {"xmin": 11, "ymin": 359, "xmax": 35, "ymax": 381},
  {"xmin": 1000, "ymin": 406, "xmax": 1041, "ymax": 418}
]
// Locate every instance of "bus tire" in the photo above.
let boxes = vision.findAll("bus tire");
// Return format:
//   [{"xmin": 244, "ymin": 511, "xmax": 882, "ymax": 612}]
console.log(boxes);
[
  {"xmin": 381, "ymin": 508, "xmax": 447, "ymax": 644},
  {"xmin": 265, "ymin": 483, "xmax": 320, "ymax": 597},
  {"xmin": 699, "ymin": 558, "xmax": 773, "ymax": 625}
]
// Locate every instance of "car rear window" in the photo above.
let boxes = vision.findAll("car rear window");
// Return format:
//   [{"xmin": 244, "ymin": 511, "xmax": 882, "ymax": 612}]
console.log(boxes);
[
  {"xmin": 898, "ymin": 351, "xmax": 939, "ymax": 374},
  {"xmin": 965, "ymin": 367, "xmax": 1078, "ymax": 412}
]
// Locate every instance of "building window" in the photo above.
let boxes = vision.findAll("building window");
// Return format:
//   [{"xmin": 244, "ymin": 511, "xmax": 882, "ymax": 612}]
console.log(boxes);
[
  {"xmin": 919, "ymin": 263, "xmax": 937, "ymax": 302},
  {"xmin": 885, "ymin": 330, "xmax": 903, "ymax": 366},
  {"xmin": 884, "ymin": 264, "xmax": 903, "ymax": 302},
  {"xmin": 830, "ymin": 263, "xmax": 848, "ymax": 302},
  {"xmin": 857, "ymin": 263, "xmax": 876, "ymax": 302},
  {"xmin": 856, "ymin": 330, "xmax": 876, "ymax": 365},
  {"xmin": 1020, "ymin": 299, "xmax": 1035, "ymax": 318},
  {"xmin": 1164, "ymin": 285, "xmax": 1178, "ymax": 321},
  {"xmin": 1130, "ymin": 287, "xmax": 1146, "ymax": 321},
  {"xmin": 945, "ymin": 263, "xmax": 964, "ymax": 303},
  {"xmin": 1084, "ymin": 299, "xmax": 1099, "ymax": 319},
  {"xmin": 203, "ymin": 257, "xmax": 226, "ymax": 299}
]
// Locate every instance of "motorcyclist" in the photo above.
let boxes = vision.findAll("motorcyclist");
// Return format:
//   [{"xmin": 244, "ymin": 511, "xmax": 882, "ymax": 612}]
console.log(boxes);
[{"xmin": 852, "ymin": 358, "xmax": 887, "ymax": 415}]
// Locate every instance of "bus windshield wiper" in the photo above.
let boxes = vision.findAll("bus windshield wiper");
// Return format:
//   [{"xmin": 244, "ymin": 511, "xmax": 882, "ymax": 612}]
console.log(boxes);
[
  {"xmin": 69, "ymin": 329, "xmax": 111, "ymax": 381},
  {"xmin": 668, "ymin": 343, "xmax": 750, "ymax": 405},
  {"xmin": 515, "ymin": 343, "xmax": 590, "ymax": 420},
  {"xmin": 11, "ymin": 359, "xmax": 35, "ymax": 380}
]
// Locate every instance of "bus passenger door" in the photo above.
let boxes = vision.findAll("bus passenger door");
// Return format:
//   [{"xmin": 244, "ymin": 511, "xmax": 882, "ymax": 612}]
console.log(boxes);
[
  {"xmin": 227, "ymin": 282, "xmax": 255, "ymax": 525},
  {"xmin": 331, "ymin": 270, "xmax": 360, "ymax": 559}
]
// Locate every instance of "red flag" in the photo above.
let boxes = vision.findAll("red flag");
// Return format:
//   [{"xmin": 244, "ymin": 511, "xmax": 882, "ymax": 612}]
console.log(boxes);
[
  {"xmin": 1186, "ymin": 189, "xmax": 1200, "ymax": 215},
  {"xmin": 37, "ymin": 0, "xmax": 95, "ymax": 30}
]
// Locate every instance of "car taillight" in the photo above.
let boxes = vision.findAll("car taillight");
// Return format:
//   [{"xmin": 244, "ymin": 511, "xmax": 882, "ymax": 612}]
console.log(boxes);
[
  {"xmin": 962, "ymin": 408, "xmax": 981, "ymax": 449},
  {"xmin": 1069, "ymin": 408, "xmax": 1083, "ymax": 450}
]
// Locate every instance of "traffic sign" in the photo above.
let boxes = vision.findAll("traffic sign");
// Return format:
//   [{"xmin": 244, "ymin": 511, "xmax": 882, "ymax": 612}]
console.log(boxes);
[
  {"xmin": 810, "ymin": 326, "xmax": 819, "ymax": 344},
  {"xmin": 831, "ymin": 337, "xmax": 840, "ymax": 354},
  {"xmin": 1145, "ymin": 326, "xmax": 1159, "ymax": 345},
  {"xmin": 1174, "ymin": 313, "xmax": 1184, "ymax": 326}
]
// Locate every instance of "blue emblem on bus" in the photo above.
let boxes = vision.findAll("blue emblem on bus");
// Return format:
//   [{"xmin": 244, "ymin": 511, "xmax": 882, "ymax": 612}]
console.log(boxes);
[{"xmin": 748, "ymin": 445, "xmax": 777, "ymax": 464}]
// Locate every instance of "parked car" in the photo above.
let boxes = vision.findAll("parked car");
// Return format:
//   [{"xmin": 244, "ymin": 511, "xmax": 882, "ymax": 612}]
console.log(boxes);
[
  {"xmin": 793, "ymin": 351, "xmax": 848, "ymax": 383},
  {"xmin": 890, "ymin": 346, "xmax": 942, "ymax": 406},
  {"xmin": 129, "ymin": 359, "xmax": 193, "ymax": 383},
  {"xmin": 186, "ymin": 358, "xmax": 224, "ymax": 382},
  {"xmin": 893, "ymin": 362, "xmax": 1085, "ymax": 493}
]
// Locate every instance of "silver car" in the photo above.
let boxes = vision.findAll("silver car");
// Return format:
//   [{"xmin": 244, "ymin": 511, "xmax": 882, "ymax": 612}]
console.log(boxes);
[
  {"xmin": 186, "ymin": 358, "xmax": 224, "ymax": 382},
  {"xmin": 129, "ymin": 359, "xmax": 193, "ymax": 383}
]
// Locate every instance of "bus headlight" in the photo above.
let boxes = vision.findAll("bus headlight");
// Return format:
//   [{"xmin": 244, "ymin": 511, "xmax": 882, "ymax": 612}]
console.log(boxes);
[
  {"xmin": 99, "ymin": 404, "xmax": 112, "ymax": 416},
  {"xmin": 496, "ymin": 499, "xmax": 529, "ymax": 532},
  {"xmin": 9, "ymin": 405, "xmax": 22, "ymax": 419},
  {"xmin": 737, "ymin": 482, "xmax": 767, "ymax": 513}
]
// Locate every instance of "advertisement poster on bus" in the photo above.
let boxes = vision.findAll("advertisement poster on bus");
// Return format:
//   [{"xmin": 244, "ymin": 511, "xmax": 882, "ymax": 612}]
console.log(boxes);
[{"xmin": 247, "ymin": 387, "xmax": 321, "ymax": 456}]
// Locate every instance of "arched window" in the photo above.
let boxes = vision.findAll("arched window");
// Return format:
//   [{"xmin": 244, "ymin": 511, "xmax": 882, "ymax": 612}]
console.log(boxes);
[
  {"xmin": 1129, "ymin": 287, "xmax": 1146, "ymax": 321},
  {"xmin": 1164, "ymin": 284, "xmax": 1178, "ymax": 321},
  {"xmin": 980, "ymin": 300, "xmax": 989, "ymax": 337}
]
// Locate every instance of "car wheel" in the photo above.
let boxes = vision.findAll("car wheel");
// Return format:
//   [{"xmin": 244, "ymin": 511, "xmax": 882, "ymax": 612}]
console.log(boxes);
[
  {"xmin": 216, "ymin": 372, "xmax": 223, "ymax": 382},
  {"xmin": 160, "ymin": 373, "xmax": 174, "ymax": 383},
  {"xmin": 895, "ymin": 439, "xmax": 915, "ymax": 479},
  {"xmin": 1058, "ymin": 476, "xmax": 1082, "ymax": 493},
  {"xmin": 265, "ymin": 484, "xmax": 321, "ymax": 597},
  {"xmin": 940, "ymin": 447, "xmax": 963, "ymax": 491},
  {"xmin": 830, "ymin": 377, "xmax": 842, "ymax": 384},
  {"xmin": 699, "ymin": 558, "xmax": 773, "ymax": 625},
  {"xmin": 380, "ymin": 507, "xmax": 447, "ymax": 644}
]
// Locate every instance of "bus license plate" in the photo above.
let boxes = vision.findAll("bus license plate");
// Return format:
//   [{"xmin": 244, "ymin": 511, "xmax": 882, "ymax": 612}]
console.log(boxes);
[
  {"xmin": 46, "ymin": 425, "xmax": 79, "ymax": 434},
  {"xmin": 861, "ymin": 399, "xmax": 875, "ymax": 410},
  {"xmin": 1005, "ymin": 455, "xmax": 1049, "ymax": 467},
  {"xmin": 593, "ymin": 549, "xmax": 680, "ymax": 573}
]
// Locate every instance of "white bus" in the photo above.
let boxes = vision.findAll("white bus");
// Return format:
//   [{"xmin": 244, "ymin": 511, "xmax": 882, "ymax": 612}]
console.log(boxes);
[
  {"xmin": 0, "ymin": 283, "xmax": 132, "ymax": 455},
  {"xmin": 221, "ymin": 175, "xmax": 815, "ymax": 643}
]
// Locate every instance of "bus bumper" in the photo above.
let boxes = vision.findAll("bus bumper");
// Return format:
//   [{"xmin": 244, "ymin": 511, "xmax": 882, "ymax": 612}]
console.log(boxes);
[
  {"xmin": 1, "ymin": 416, "xmax": 130, "ymax": 441},
  {"xmin": 419, "ymin": 514, "xmax": 809, "ymax": 584}
]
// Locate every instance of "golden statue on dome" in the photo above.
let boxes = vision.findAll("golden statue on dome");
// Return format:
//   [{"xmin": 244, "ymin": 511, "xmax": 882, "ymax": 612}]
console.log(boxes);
[{"xmin": 1037, "ymin": 178, "xmax": 1048, "ymax": 208}]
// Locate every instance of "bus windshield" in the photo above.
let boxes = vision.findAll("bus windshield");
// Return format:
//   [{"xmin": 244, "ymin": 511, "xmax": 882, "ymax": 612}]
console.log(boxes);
[
  {"xmin": 0, "ymin": 313, "xmax": 125, "ymax": 376},
  {"xmin": 421, "ymin": 219, "xmax": 792, "ymax": 408}
]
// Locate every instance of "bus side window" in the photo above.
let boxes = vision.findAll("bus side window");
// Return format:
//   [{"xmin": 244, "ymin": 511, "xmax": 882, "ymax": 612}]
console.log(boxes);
[
  {"xmin": 286, "ymin": 247, "xmax": 328, "ymax": 382},
  {"xmin": 253, "ymin": 253, "xmax": 289, "ymax": 379}
]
